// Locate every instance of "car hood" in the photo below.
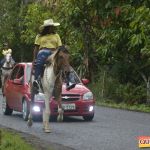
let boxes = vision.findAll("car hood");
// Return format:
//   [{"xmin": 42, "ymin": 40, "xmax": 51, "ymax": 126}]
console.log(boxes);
[{"xmin": 62, "ymin": 83, "xmax": 90, "ymax": 95}]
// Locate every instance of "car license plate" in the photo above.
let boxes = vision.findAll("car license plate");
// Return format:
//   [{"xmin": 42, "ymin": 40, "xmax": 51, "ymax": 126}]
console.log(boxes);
[{"xmin": 62, "ymin": 103, "xmax": 76, "ymax": 110}]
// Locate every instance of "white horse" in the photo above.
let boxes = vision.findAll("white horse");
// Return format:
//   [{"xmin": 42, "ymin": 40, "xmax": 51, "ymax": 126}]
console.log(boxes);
[
  {"xmin": 0, "ymin": 53, "xmax": 15, "ymax": 94},
  {"xmin": 28, "ymin": 46, "xmax": 71, "ymax": 133}
]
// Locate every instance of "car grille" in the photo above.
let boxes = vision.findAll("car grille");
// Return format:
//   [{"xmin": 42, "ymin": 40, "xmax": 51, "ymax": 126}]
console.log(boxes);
[{"xmin": 61, "ymin": 94, "xmax": 80, "ymax": 102}]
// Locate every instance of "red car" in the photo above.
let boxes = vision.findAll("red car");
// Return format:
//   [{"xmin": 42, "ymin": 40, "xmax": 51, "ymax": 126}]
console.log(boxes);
[{"xmin": 2, "ymin": 63, "xmax": 95, "ymax": 121}]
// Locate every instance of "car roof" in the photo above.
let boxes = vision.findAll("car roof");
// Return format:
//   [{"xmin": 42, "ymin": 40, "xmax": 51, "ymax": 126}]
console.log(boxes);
[{"xmin": 18, "ymin": 62, "xmax": 32, "ymax": 65}]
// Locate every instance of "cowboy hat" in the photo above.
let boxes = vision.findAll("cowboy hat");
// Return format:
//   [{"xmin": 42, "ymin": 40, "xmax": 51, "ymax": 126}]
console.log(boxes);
[{"xmin": 39, "ymin": 19, "xmax": 60, "ymax": 31}]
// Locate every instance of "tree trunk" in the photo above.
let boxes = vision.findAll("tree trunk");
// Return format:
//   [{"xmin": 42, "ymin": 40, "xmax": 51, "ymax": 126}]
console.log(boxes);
[
  {"xmin": 140, "ymin": 72, "xmax": 150, "ymax": 104},
  {"xmin": 101, "ymin": 70, "xmax": 106, "ymax": 98}
]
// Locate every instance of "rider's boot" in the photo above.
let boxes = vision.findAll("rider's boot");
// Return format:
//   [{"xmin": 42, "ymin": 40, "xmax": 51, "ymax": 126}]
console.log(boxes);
[
  {"xmin": 33, "ymin": 76, "xmax": 42, "ymax": 94},
  {"xmin": 33, "ymin": 80, "xmax": 39, "ymax": 94}
]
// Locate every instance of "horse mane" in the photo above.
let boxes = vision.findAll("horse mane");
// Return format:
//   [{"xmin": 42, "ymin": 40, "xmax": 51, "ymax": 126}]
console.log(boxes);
[
  {"xmin": 53, "ymin": 46, "xmax": 70, "ymax": 75},
  {"xmin": 53, "ymin": 45, "xmax": 69, "ymax": 60},
  {"xmin": 47, "ymin": 45, "xmax": 69, "ymax": 75}
]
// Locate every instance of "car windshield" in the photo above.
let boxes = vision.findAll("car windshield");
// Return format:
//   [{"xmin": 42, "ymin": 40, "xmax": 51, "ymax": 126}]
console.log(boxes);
[
  {"xmin": 25, "ymin": 64, "xmax": 81, "ymax": 84},
  {"xmin": 68, "ymin": 68, "xmax": 81, "ymax": 84}
]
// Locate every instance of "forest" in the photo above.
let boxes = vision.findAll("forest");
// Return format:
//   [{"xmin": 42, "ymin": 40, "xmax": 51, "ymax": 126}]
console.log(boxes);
[{"xmin": 0, "ymin": 0, "xmax": 150, "ymax": 106}]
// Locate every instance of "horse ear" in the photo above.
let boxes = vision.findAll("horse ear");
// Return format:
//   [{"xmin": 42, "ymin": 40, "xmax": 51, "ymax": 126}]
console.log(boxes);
[
  {"xmin": 58, "ymin": 45, "xmax": 70, "ymax": 54},
  {"xmin": 58, "ymin": 45, "xmax": 65, "ymax": 51}
]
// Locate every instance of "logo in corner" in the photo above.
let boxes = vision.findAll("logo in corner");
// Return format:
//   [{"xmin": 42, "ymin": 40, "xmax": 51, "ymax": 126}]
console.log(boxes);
[{"xmin": 138, "ymin": 136, "xmax": 150, "ymax": 148}]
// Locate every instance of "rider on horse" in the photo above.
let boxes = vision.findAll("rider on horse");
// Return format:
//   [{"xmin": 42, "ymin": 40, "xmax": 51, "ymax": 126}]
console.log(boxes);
[
  {"xmin": 0, "ymin": 42, "xmax": 15, "ymax": 67},
  {"xmin": 33, "ymin": 19, "xmax": 75, "ymax": 92}
]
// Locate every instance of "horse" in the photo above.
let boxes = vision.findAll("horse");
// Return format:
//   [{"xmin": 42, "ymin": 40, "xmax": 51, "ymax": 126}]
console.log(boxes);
[
  {"xmin": 28, "ymin": 45, "xmax": 71, "ymax": 133},
  {"xmin": 0, "ymin": 52, "xmax": 15, "ymax": 94}
]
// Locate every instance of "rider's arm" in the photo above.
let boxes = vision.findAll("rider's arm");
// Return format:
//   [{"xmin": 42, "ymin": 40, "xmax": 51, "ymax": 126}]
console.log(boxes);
[{"xmin": 33, "ymin": 34, "xmax": 41, "ymax": 62}]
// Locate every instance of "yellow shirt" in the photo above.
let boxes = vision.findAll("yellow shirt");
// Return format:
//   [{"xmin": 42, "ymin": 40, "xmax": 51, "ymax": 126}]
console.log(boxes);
[{"xmin": 34, "ymin": 33, "xmax": 62, "ymax": 49}]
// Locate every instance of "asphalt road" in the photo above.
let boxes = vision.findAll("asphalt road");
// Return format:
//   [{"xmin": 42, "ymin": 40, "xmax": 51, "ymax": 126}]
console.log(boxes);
[{"xmin": 0, "ymin": 93, "xmax": 150, "ymax": 150}]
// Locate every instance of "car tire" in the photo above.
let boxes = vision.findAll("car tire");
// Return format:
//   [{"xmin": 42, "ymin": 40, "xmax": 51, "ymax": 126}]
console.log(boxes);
[
  {"xmin": 22, "ymin": 99, "xmax": 29, "ymax": 121},
  {"xmin": 83, "ymin": 114, "xmax": 94, "ymax": 121},
  {"xmin": 2, "ymin": 96, "xmax": 13, "ymax": 115}
]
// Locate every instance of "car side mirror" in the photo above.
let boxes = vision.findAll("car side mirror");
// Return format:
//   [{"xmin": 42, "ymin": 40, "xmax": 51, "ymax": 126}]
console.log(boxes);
[
  {"xmin": 13, "ymin": 79, "xmax": 22, "ymax": 85},
  {"xmin": 81, "ymin": 78, "xmax": 90, "ymax": 85}
]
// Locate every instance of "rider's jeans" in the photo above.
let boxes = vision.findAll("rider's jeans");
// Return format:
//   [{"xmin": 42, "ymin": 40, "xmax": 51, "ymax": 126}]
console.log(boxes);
[{"xmin": 34, "ymin": 49, "xmax": 52, "ymax": 80}]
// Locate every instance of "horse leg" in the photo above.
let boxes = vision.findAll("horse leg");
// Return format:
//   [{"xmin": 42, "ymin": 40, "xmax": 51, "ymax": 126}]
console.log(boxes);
[
  {"xmin": 43, "ymin": 92, "xmax": 51, "ymax": 133},
  {"xmin": 27, "ymin": 100, "xmax": 33, "ymax": 127},
  {"xmin": 55, "ymin": 79, "xmax": 63, "ymax": 122},
  {"xmin": 54, "ymin": 77, "xmax": 63, "ymax": 122},
  {"xmin": 57, "ymin": 96, "xmax": 64, "ymax": 122}
]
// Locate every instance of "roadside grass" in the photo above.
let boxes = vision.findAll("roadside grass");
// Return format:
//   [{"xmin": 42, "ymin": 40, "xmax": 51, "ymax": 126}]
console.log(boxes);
[
  {"xmin": 0, "ymin": 128, "xmax": 54, "ymax": 150},
  {"xmin": 0, "ymin": 128, "xmax": 35, "ymax": 150},
  {"xmin": 96, "ymin": 99, "xmax": 150, "ymax": 113}
]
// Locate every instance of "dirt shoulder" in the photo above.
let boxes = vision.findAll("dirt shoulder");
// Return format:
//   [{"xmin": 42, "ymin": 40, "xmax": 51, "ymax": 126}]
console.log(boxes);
[{"xmin": 0, "ymin": 125, "xmax": 74, "ymax": 150}]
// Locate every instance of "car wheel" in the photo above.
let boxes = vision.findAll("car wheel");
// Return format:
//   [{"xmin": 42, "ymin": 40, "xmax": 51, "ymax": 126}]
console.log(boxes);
[
  {"xmin": 83, "ymin": 114, "xmax": 94, "ymax": 121},
  {"xmin": 2, "ymin": 96, "xmax": 13, "ymax": 115},
  {"xmin": 22, "ymin": 100, "xmax": 29, "ymax": 121}
]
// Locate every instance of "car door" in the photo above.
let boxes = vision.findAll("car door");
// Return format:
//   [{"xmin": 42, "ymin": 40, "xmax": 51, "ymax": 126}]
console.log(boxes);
[
  {"xmin": 12, "ymin": 65, "xmax": 26, "ymax": 111},
  {"xmin": 6, "ymin": 65, "xmax": 20, "ymax": 109}
]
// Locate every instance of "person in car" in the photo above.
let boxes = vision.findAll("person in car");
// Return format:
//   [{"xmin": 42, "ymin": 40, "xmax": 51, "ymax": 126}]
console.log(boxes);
[{"xmin": 32, "ymin": 19, "xmax": 75, "ymax": 91}]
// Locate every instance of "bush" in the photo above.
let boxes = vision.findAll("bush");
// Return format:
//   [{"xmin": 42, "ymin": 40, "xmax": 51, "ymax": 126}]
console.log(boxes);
[
  {"xmin": 89, "ymin": 73, "xmax": 147, "ymax": 105},
  {"xmin": 114, "ymin": 83, "xmax": 147, "ymax": 105}
]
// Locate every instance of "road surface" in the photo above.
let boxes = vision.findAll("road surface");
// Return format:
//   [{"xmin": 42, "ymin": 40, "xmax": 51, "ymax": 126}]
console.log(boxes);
[{"xmin": 0, "ymin": 94, "xmax": 150, "ymax": 150}]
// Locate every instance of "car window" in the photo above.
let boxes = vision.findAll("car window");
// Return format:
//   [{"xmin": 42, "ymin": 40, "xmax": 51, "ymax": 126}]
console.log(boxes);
[
  {"xmin": 10, "ymin": 65, "xmax": 24, "ymax": 82},
  {"xmin": 10, "ymin": 65, "xmax": 20, "ymax": 80},
  {"xmin": 17, "ymin": 66, "xmax": 24, "ymax": 78},
  {"xmin": 69, "ymin": 71, "xmax": 80, "ymax": 84},
  {"xmin": 17, "ymin": 66, "xmax": 24, "ymax": 83}
]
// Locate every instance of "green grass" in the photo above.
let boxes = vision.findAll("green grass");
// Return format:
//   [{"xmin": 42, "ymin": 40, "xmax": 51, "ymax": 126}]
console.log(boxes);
[
  {"xmin": 97, "ymin": 100, "xmax": 150, "ymax": 113},
  {"xmin": 0, "ymin": 129, "xmax": 35, "ymax": 150}
]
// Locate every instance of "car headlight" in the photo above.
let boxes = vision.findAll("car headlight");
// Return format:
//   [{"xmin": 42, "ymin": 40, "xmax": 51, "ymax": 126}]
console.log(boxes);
[
  {"xmin": 83, "ymin": 92, "xmax": 93, "ymax": 100},
  {"xmin": 32, "ymin": 105, "xmax": 40, "ymax": 112},
  {"xmin": 34, "ymin": 93, "xmax": 45, "ymax": 101}
]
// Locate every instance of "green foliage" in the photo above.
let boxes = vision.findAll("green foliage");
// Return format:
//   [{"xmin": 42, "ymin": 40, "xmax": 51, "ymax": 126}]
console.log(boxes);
[
  {"xmin": 89, "ymin": 75, "xmax": 147, "ymax": 105},
  {"xmin": 21, "ymin": 3, "xmax": 52, "ymax": 44},
  {"xmin": 0, "ymin": 0, "xmax": 150, "ymax": 105},
  {"xmin": 114, "ymin": 83, "xmax": 146, "ymax": 104},
  {"xmin": 0, "ymin": 0, "xmax": 21, "ymax": 55}
]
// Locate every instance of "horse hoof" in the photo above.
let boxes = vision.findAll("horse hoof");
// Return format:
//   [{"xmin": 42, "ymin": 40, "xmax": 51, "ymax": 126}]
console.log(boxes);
[
  {"xmin": 57, "ymin": 114, "xmax": 63, "ymax": 122},
  {"xmin": 44, "ymin": 129, "xmax": 51, "ymax": 133},
  {"xmin": 57, "ymin": 109, "xmax": 64, "ymax": 122},
  {"xmin": 27, "ymin": 119, "xmax": 33, "ymax": 127}
]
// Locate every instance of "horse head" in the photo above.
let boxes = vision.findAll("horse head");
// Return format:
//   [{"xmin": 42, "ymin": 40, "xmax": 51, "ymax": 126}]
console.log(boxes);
[
  {"xmin": 2, "ymin": 52, "xmax": 15, "ymax": 69},
  {"xmin": 53, "ymin": 45, "xmax": 70, "ymax": 75},
  {"xmin": 5, "ymin": 53, "xmax": 12, "ymax": 64}
]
